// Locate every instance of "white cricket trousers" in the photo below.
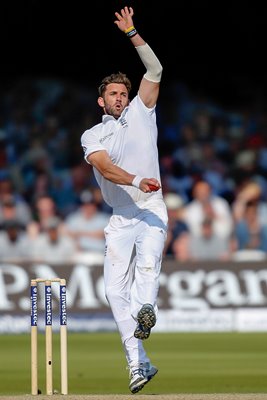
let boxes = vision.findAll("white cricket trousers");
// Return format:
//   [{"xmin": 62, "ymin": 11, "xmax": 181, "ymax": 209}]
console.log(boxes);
[{"xmin": 104, "ymin": 198, "xmax": 168, "ymax": 368}]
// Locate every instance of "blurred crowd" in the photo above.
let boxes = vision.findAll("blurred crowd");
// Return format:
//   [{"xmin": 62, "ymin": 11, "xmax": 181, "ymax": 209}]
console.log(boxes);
[{"xmin": 0, "ymin": 77, "xmax": 267, "ymax": 263}]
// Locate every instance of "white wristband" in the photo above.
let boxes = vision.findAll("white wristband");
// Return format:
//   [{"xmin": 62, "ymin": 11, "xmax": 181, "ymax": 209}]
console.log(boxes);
[{"xmin": 132, "ymin": 176, "xmax": 143, "ymax": 189}]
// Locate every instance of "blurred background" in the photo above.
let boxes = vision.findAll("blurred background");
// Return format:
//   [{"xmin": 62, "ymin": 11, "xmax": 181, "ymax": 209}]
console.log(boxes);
[
  {"xmin": 1, "ymin": 5, "xmax": 267, "ymax": 395},
  {"xmin": 2, "ymin": 0, "xmax": 267, "ymax": 104},
  {"xmin": 1, "ymin": 0, "xmax": 267, "ymax": 333},
  {"xmin": 1, "ymin": 0, "xmax": 267, "ymax": 260}
]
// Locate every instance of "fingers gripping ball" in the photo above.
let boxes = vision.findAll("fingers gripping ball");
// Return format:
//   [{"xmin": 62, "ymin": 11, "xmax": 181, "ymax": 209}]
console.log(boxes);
[{"xmin": 148, "ymin": 184, "xmax": 160, "ymax": 192}]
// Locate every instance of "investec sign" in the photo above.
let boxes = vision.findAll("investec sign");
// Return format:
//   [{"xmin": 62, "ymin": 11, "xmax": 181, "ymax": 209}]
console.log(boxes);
[{"xmin": 0, "ymin": 260, "xmax": 267, "ymax": 332}]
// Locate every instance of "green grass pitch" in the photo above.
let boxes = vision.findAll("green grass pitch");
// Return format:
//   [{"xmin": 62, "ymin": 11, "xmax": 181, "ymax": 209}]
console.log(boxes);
[{"xmin": 0, "ymin": 332, "xmax": 267, "ymax": 395}]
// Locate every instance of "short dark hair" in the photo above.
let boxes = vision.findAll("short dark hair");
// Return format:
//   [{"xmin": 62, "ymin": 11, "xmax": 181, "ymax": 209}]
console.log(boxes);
[{"xmin": 98, "ymin": 72, "xmax": 131, "ymax": 97}]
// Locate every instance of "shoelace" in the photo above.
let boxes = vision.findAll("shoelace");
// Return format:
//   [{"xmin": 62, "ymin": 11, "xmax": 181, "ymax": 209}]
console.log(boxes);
[
  {"xmin": 127, "ymin": 363, "xmax": 149, "ymax": 379},
  {"xmin": 131, "ymin": 368, "xmax": 145, "ymax": 379}
]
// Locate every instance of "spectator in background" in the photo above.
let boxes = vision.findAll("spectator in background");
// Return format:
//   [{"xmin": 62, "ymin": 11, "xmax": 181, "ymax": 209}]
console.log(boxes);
[
  {"xmin": 232, "ymin": 180, "xmax": 267, "ymax": 255},
  {"xmin": 64, "ymin": 189, "xmax": 110, "ymax": 255},
  {"xmin": 0, "ymin": 195, "xmax": 31, "ymax": 228},
  {"xmin": 173, "ymin": 216, "xmax": 234, "ymax": 261},
  {"xmin": 0, "ymin": 176, "xmax": 32, "ymax": 227},
  {"xmin": 0, "ymin": 219, "xmax": 32, "ymax": 261},
  {"xmin": 24, "ymin": 171, "xmax": 55, "ymax": 207},
  {"xmin": 27, "ymin": 194, "xmax": 65, "ymax": 239},
  {"xmin": 163, "ymin": 192, "xmax": 187, "ymax": 256},
  {"xmin": 180, "ymin": 179, "xmax": 233, "ymax": 240},
  {"xmin": 30, "ymin": 216, "xmax": 77, "ymax": 264},
  {"xmin": 53, "ymin": 163, "xmax": 95, "ymax": 217}
]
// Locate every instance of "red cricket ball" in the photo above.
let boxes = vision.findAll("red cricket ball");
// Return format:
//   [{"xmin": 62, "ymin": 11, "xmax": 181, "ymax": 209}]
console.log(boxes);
[{"xmin": 148, "ymin": 184, "xmax": 160, "ymax": 192}]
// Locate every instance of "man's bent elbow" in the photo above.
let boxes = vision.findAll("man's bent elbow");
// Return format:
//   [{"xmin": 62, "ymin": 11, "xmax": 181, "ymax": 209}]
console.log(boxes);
[{"xmin": 144, "ymin": 65, "xmax": 163, "ymax": 83}]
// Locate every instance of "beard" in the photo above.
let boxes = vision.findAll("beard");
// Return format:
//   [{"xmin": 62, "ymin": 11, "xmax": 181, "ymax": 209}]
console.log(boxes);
[{"xmin": 104, "ymin": 102, "xmax": 125, "ymax": 119}]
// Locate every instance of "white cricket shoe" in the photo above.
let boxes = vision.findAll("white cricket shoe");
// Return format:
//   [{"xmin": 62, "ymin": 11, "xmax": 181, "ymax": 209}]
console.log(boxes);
[
  {"xmin": 128, "ymin": 362, "xmax": 158, "ymax": 394},
  {"xmin": 129, "ymin": 367, "xmax": 148, "ymax": 393}
]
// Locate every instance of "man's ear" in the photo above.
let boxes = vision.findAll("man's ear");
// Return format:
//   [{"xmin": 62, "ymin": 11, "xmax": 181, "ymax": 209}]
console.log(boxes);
[{"xmin": 97, "ymin": 97, "xmax": 105, "ymax": 108}]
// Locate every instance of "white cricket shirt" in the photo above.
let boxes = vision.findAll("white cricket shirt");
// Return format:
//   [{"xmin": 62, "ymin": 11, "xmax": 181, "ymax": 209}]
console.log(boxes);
[{"xmin": 81, "ymin": 94, "xmax": 163, "ymax": 209}]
